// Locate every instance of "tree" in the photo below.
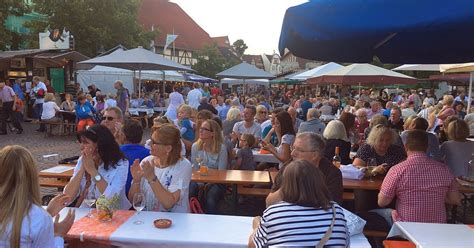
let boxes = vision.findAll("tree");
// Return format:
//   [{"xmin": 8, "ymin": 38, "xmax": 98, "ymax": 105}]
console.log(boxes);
[
  {"xmin": 0, "ymin": 1, "xmax": 29, "ymax": 50},
  {"xmin": 232, "ymin": 39, "xmax": 248, "ymax": 58},
  {"xmin": 193, "ymin": 43, "xmax": 239, "ymax": 78},
  {"xmin": 24, "ymin": 0, "xmax": 158, "ymax": 57}
]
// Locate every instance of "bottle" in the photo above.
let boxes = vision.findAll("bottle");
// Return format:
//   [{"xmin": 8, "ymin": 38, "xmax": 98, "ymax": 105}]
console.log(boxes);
[{"xmin": 332, "ymin": 146, "xmax": 341, "ymax": 168}]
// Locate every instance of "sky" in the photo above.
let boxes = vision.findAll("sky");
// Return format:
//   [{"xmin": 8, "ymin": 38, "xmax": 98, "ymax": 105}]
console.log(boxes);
[{"xmin": 170, "ymin": 0, "xmax": 308, "ymax": 55}]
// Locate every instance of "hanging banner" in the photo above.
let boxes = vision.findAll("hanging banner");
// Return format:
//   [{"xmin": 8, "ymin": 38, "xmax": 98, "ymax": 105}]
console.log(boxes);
[
  {"xmin": 163, "ymin": 34, "xmax": 178, "ymax": 52},
  {"xmin": 39, "ymin": 27, "xmax": 71, "ymax": 49}
]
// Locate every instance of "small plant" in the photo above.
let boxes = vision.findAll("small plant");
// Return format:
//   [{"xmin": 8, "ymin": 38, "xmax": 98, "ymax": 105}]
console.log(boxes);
[{"xmin": 95, "ymin": 194, "xmax": 120, "ymax": 221}]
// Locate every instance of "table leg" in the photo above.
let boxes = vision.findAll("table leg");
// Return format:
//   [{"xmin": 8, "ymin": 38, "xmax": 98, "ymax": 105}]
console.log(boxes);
[{"xmin": 232, "ymin": 184, "xmax": 238, "ymax": 214}]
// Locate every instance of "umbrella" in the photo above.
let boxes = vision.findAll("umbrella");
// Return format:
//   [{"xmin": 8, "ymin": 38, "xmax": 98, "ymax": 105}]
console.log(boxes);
[
  {"xmin": 290, "ymin": 62, "xmax": 343, "ymax": 80},
  {"xmin": 440, "ymin": 63, "xmax": 474, "ymax": 110},
  {"xmin": 308, "ymin": 63, "xmax": 417, "ymax": 85},
  {"xmin": 392, "ymin": 64, "xmax": 441, "ymax": 71},
  {"xmin": 183, "ymin": 73, "xmax": 218, "ymax": 84},
  {"xmin": 216, "ymin": 62, "xmax": 275, "ymax": 94},
  {"xmin": 279, "ymin": 0, "xmax": 474, "ymax": 64},
  {"xmin": 78, "ymin": 46, "xmax": 193, "ymax": 97}
]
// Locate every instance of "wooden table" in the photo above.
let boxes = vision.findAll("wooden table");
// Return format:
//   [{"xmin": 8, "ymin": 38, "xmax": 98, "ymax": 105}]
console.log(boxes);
[
  {"xmin": 38, "ymin": 165, "xmax": 75, "ymax": 190},
  {"xmin": 192, "ymin": 169, "xmax": 271, "ymax": 213}
]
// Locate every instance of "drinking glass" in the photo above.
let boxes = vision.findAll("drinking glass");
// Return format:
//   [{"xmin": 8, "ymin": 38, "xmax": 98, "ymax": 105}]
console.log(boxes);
[
  {"xmin": 133, "ymin": 193, "xmax": 145, "ymax": 225},
  {"xmin": 194, "ymin": 155, "xmax": 203, "ymax": 171},
  {"xmin": 366, "ymin": 158, "xmax": 377, "ymax": 182},
  {"xmin": 83, "ymin": 194, "xmax": 96, "ymax": 218}
]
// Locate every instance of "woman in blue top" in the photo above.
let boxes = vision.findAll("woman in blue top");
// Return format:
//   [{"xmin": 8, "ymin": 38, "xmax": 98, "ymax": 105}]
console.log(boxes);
[{"xmin": 75, "ymin": 95, "xmax": 96, "ymax": 132}]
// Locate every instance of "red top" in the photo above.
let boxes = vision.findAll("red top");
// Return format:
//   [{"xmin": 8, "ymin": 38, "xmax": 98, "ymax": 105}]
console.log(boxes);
[{"xmin": 380, "ymin": 152, "xmax": 457, "ymax": 223}]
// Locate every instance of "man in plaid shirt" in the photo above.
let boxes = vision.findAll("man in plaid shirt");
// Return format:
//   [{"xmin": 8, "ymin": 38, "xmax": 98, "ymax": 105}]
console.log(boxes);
[{"xmin": 378, "ymin": 130, "xmax": 461, "ymax": 224}]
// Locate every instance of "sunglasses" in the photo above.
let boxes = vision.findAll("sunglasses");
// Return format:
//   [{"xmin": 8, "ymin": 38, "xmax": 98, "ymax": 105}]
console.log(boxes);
[{"xmin": 102, "ymin": 116, "xmax": 115, "ymax": 121}]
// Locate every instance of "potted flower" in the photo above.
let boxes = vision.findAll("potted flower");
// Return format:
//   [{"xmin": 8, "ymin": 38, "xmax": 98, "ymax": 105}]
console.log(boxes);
[{"xmin": 95, "ymin": 194, "xmax": 120, "ymax": 222}]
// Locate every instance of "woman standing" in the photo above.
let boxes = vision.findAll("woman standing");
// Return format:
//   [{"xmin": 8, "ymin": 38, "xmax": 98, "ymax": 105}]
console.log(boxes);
[
  {"xmin": 165, "ymin": 87, "xmax": 184, "ymax": 121},
  {"xmin": 262, "ymin": 111, "xmax": 295, "ymax": 169},
  {"xmin": 128, "ymin": 124, "xmax": 192, "ymax": 212},
  {"xmin": 0, "ymin": 145, "xmax": 74, "ymax": 247},
  {"xmin": 249, "ymin": 160, "xmax": 349, "ymax": 247},
  {"xmin": 64, "ymin": 125, "xmax": 131, "ymax": 210},
  {"xmin": 190, "ymin": 120, "xmax": 228, "ymax": 214}
]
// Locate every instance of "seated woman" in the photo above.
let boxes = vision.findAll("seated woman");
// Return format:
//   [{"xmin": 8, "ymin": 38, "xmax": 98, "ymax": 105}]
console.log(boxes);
[
  {"xmin": 261, "ymin": 111, "xmax": 295, "ymax": 169},
  {"xmin": 353, "ymin": 124, "xmax": 406, "ymax": 174},
  {"xmin": 75, "ymin": 95, "xmax": 96, "ymax": 132},
  {"xmin": 0, "ymin": 145, "xmax": 75, "ymax": 247},
  {"xmin": 323, "ymin": 120, "xmax": 351, "ymax": 165},
  {"xmin": 190, "ymin": 120, "xmax": 228, "ymax": 214},
  {"xmin": 38, "ymin": 93, "xmax": 61, "ymax": 133},
  {"xmin": 249, "ymin": 160, "xmax": 349, "ymax": 247},
  {"xmin": 128, "ymin": 124, "xmax": 192, "ymax": 212},
  {"xmin": 440, "ymin": 119, "xmax": 474, "ymax": 177},
  {"xmin": 60, "ymin": 93, "xmax": 76, "ymax": 123},
  {"xmin": 64, "ymin": 124, "xmax": 131, "ymax": 210}
]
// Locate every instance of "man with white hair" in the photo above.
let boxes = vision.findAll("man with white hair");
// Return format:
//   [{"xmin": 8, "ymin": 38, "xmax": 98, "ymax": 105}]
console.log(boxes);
[
  {"xmin": 266, "ymin": 132, "xmax": 343, "ymax": 205},
  {"xmin": 114, "ymin": 80, "xmax": 129, "ymax": 115},
  {"xmin": 298, "ymin": 108, "xmax": 325, "ymax": 135}
]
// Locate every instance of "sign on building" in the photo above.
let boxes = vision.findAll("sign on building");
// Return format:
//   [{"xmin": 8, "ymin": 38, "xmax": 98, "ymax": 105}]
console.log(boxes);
[{"xmin": 39, "ymin": 28, "xmax": 71, "ymax": 49}]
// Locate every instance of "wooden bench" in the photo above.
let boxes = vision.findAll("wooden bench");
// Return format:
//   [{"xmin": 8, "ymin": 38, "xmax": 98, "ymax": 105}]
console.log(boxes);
[
  {"xmin": 38, "ymin": 121, "xmax": 65, "ymax": 136},
  {"xmin": 39, "ymin": 178, "xmax": 68, "ymax": 190},
  {"xmin": 237, "ymin": 186, "xmax": 271, "ymax": 197}
]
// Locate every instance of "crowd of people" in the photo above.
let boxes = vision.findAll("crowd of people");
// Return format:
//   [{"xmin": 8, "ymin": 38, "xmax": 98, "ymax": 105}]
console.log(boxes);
[{"xmin": 1, "ymin": 77, "xmax": 474, "ymax": 247}]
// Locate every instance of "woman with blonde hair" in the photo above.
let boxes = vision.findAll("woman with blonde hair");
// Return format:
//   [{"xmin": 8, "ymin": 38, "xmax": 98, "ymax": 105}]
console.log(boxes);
[
  {"xmin": 254, "ymin": 105, "xmax": 268, "ymax": 124},
  {"xmin": 223, "ymin": 107, "xmax": 241, "ymax": 138},
  {"xmin": 37, "ymin": 92, "xmax": 60, "ymax": 133},
  {"xmin": 190, "ymin": 119, "xmax": 228, "ymax": 214},
  {"xmin": 323, "ymin": 120, "xmax": 351, "ymax": 165},
  {"xmin": 0, "ymin": 145, "xmax": 75, "ymax": 247},
  {"xmin": 128, "ymin": 124, "xmax": 192, "ymax": 212}
]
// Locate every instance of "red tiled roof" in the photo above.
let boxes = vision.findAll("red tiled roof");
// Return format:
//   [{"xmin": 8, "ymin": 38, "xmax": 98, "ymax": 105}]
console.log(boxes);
[
  {"xmin": 138, "ymin": 0, "xmax": 215, "ymax": 51},
  {"xmin": 212, "ymin": 36, "xmax": 231, "ymax": 48}
]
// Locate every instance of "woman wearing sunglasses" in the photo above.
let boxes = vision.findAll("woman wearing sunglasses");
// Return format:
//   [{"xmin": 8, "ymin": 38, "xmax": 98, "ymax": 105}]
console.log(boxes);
[
  {"xmin": 128, "ymin": 124, "xmax": 192, "ymax": 212},
  {"xmin": 64, "ymin": 124, "xmax": 131, "ymax": 210},
  {"xmin": 190, "ymin": 119, "xmax": 228, "ymax": 214}
]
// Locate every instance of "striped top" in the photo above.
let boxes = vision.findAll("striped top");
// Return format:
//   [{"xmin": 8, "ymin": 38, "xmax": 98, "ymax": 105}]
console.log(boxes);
[{"xmin": 253, "ymin": 201, "xmax": 349, "ymax": 247}]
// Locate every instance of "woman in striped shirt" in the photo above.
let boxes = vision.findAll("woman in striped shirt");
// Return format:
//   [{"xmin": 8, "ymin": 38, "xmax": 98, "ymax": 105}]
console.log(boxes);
[{"xmin": 249, "ymin": 160, "xmax": 349, "ymax": 247}]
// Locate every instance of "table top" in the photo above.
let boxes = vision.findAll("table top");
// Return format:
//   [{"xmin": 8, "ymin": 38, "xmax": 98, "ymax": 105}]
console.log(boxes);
[
  {"xmin": 191, "ymin": 169, "xmax": 271, "ymax": 185},
  {"xmin": 252, "ymin": 150, "xmax": 280, "ymax": 164},
  {"xmin": 39, "ymin": 164, "xmax": 74, "ymax": 179},
  {"xmin": 57, "ymin": 207, "xmax": 370, "ymax": 248},
  {"xmin": 343, "ymin": 178, "xmax": 383, "ymax": 190},
  {"xmin": 388, "ymin": 222, "xmax": 474, "ymax": 248}
]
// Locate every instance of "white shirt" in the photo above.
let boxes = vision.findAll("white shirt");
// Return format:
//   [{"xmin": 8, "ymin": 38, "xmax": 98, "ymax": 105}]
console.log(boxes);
[
  {"xmin": 41, "ymin": 101, "xmax": 60, "ymax": 120},
  {"xmin": 0, "ymin": 204, "xmax": 64, "ymax": 248},
  {"xmin": 187, "ymin": 88, "xmax": 202, "ymax": 109},
  {"xmin": 67, "ymin": 157, "xmax": 131, "ymax": 210},
  {"xmin": 104, "ymin": 99, "xmax": 117, "ymax": 109},
  {"xmin": 33, "ymin": 82, "xmax": 47, "ymax": 104},
  {"xmin": 232, "ymin": 121, "xmax": 262, "ymax": 141},
  {"xmin": 138, "ymin": 156, "xmax": 192, "ymax": 213}
]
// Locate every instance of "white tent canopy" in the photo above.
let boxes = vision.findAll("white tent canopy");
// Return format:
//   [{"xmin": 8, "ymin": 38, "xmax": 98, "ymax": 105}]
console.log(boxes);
[
  {"xmin": 290, "ymin": 62, "xmax": 343, "ymax": 80},
  {"xmin": 440, "ymin": 63, "xmax": 474, "ymax": 110},
  {"xmin": 392, "ymin": 64, "xmax": 441, "ymax": 71},
  {"xmin": 220, "ymin": 78, "xmax": 269, "ymax": 86},
  {"xmin": 216, "ymin": 62, "xmax": 275, "ymax": 79},
  {"xmin": 76, "ymin": 66, "xmax": 185, "ymax": 95}
]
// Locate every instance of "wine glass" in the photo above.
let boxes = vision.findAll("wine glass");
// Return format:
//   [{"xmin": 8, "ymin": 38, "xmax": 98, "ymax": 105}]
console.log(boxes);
[
  {"xmin": 366, "ymin": 158, "xmax": 377, "ymax": 182},
  {"xmin": 83, "ymin": 194, "xmax": 96, "ymax": 218},
  {"xmin": 133, "ymin": 193, "xmax": 145, "ymax": 225}
]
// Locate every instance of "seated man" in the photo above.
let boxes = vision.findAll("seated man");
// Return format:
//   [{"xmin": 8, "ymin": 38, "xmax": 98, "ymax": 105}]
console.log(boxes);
[
  {"xmin": 378, "ymin": 129, "xmax": 460, "ymax": 225},
  {"xmin": 101, "ymin": 106, "xmax": 124, "ymax": 144},
  {"xmin": 266, "ymin": 132, "xmax": 343, "ymax": 205}
]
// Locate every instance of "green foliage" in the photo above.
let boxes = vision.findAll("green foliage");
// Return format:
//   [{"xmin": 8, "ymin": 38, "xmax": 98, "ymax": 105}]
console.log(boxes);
[
  {"xmin": 232, "ymin": 39, "xmax": 248, "ymax": 58},
  {"xmin": 24, "ymin": 0, "xmax": 158, "ymax": 57},
  {"xmin": 0, "ymin": 1, "xmax": 29, "ymax": 50},
  {"xmin": 193, "ymin": 43, "xmax": 239, "ymax": 78}
]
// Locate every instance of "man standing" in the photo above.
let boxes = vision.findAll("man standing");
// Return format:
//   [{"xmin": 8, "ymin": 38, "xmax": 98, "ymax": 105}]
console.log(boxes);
[
  {"xmin": 266, "ymin": 132, "xmax": 343, "ymax": 205},
  {"xmin": 0, "ymin": 80, "xmax": 23, "ymax": 134},
  {"xmin": 31, "ymin": 76, "xmax": 47, "ymax": 123},
  {"xmin": 187, "ymin": 83, "xmax": 202, "ymax": 109},
  {"xmin": 378, "ymin": 130, "xmax": 460, "ymax": 225},
  {"xmin": 114, "ymin": 80, "xmax": 129, "ymax": 115},
  {"xmin": 232, "ymin": 105, "xmax": 262, "ymax": 144}
]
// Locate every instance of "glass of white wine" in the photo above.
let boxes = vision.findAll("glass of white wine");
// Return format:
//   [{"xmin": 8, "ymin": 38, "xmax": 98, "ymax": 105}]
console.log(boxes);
[
  {"xmin": 367, "ymin": 158, "xmax": 377, "ymax": 182},
  {"xmin": 133, "ymin": 193, "xmax": 145, "ymax": 225},
  {"xmin": 83, "ymin": 194, "xmax": 96, "ymax": 218},
  {"xmin": 195, "ymin": 155, "xmax": 203, "ymax": 171}
]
